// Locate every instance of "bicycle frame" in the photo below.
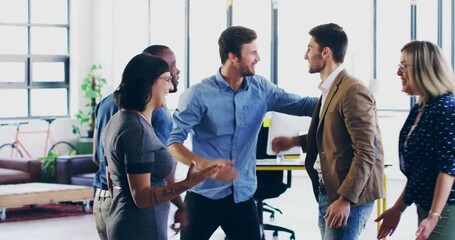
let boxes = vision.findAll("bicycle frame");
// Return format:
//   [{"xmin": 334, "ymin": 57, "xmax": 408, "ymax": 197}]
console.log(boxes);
[{"xmin": 7, "ymin": 122, "xmax": 57, "ymax": 159}]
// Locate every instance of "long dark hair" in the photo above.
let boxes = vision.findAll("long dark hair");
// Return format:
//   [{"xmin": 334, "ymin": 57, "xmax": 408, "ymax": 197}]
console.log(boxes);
[{"xmin": 114, "ymin": 53, "xmax": 169, "ymax": 111}]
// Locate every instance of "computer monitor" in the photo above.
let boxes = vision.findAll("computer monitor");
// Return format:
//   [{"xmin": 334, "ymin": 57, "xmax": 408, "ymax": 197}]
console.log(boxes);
[
  {"xmin": 256, "ymin": 119, "xmax": 276, "ymax": 160},
  {"xmin": 266, "ymin": 112, "xmax": 311, "ymax": 156}
]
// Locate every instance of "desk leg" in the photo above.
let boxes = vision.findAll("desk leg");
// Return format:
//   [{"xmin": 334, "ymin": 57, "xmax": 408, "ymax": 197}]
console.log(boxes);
[
  {"xmin": 377, "ymin": 173, "xmax": 388, "ymax": 240},
  {"xmin": 0, "ymin": 208, "xmax": 6, "ymax": 220},
  {"xmin": 83, "ymin": 201, "xmax": 91, "ymax": 212}
]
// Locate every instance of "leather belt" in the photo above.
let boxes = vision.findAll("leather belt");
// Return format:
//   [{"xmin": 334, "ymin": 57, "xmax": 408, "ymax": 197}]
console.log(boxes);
[{"xmin": 95, "ymin": 188, "xmax": 111, "ymax": 198}]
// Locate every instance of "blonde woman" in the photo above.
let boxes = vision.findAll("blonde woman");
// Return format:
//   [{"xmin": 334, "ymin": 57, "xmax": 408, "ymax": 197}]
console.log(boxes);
[{"xmin": 376, "ymin": 41, "xmax": 455, "ymax": 240}]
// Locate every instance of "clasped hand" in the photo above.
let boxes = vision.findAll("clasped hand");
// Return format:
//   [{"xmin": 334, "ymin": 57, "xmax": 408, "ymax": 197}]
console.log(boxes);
[
  {"xmin": 202, "ymin": 159, "xmax": 237, "ymax": 182},
  {"xmin": 185, "ymin": 161, "xmax": 223, "ymax": 186},
  {"xmin": 271, "ymin": 136, "xmax": 294, "ymax": 153}
]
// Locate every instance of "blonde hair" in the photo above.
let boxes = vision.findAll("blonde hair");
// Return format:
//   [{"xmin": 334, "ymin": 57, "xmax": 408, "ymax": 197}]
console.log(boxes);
[{"xmin": 401, "ymin": 41, "xmax": 455, "ymax": 104}]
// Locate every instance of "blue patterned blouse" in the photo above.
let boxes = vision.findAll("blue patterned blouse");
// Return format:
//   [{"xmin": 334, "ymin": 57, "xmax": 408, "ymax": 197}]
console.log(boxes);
[{"xmin": 399, "ymin": 92, "xmax": 455, "ymax": 211}]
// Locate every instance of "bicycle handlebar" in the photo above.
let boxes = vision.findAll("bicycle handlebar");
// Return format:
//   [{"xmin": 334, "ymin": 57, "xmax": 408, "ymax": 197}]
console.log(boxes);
[
  {"xmin": 0, "ymin": 117, "xmax": 58, "ymax": 128},
  {"xmin": 0, "ymin": 122, "xmax": 29, "ymax": 127}
]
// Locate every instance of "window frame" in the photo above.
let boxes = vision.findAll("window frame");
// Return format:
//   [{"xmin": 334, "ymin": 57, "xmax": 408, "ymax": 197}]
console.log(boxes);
[{"xmin": 0, "ymin": 0, "xmax": 70, "ymax": 119}]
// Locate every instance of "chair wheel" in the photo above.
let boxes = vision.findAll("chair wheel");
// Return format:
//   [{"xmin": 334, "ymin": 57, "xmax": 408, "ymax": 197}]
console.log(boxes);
[
  {"xmin": 290, "ymin": 234, "xmax": 295, "ymax": 240},
  {"xmin": 270, "ymin": 215, "xmax": 275, "ymax": 221},
  {"xmin": 273, "ymin": 231, "xmax": 278, "ymax": 237}
]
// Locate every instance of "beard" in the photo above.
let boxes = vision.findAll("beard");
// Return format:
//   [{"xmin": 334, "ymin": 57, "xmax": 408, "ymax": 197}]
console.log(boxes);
[
  {"xmin": 308, "ymin": 53, "xmax": 325, "ymax": 73},
  {"xmin": 169, "ymin": 79, "xmax": 179, "ymax": 93},
  {"xmin": 238, "ymin": 62, "xmax": 255, "ymax": 77},
  {"xmin": 308, "ymin": 57, "xmax": 324, "ymax": 74},
  {"xmin": 169, "ymin": 82, "xmax": 178, "ymax": 93}
]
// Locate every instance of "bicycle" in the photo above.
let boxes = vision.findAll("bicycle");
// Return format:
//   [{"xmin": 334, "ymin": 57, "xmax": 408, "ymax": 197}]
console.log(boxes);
[{"xmin": 0, "ymin": 117, "xmax": 76, "ymax": 159}]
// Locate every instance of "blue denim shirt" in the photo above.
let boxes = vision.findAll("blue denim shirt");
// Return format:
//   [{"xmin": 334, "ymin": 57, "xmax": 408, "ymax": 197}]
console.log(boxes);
[
  {"xmin": 152, "ymin": 107, "xmax": 173, "ymax": 145},
  {"xmin": 93, "ymin": 94, "xmax": 173, "ymax": 190},
  {"xmin": 168, "ymin": 69, "xmax": 318, "ymax": 203}
]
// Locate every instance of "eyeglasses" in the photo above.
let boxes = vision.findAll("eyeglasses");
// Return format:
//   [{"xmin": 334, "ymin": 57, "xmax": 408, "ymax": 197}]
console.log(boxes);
[
  {"xmin": 398, "ymin": 63, "xmax": 408, "ymax": 72},
  {"xmin": 158, "ymin": 76, "xmax": 172, "ymax": 82}
]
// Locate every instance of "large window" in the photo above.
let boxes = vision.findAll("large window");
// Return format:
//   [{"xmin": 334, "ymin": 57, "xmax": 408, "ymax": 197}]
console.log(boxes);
[
  {"xmin": 277, "ymin": 0, "xmax": 372, "ymax": 99},
  {"xmin": 149, "ymin": 0, "xmax": 185, "ymax": 110},
  {"xmin": 0, "ymin": 0, "xmax": 69, "ymax": 119},
  {"xmin": 188, "ymin": 0, "xmax": 226, "ymax": 86},
  {"xmin": 233, "ymin": 0, "xmax": 271, "ymax": 80}
]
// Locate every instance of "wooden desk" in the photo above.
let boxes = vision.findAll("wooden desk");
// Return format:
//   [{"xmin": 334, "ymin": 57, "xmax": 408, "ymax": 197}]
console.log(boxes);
[{"xmin": 256, "ymin": 158, "xmax": 305, "ymax": 171}]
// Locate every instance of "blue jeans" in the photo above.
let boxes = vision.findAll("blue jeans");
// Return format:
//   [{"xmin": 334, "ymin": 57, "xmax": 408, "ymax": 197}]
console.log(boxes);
[{"xmin": 318, "ymin": 192, "xmax": 373, "ymax": 240}]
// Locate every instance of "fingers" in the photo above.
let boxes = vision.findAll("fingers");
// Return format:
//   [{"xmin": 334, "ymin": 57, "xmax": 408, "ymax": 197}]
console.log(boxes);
[
  {"xmin": 170, "ymin": 222, "xmax": 181, "ymax": 233},
  {"xmin": 201, "ymin": 163, "xmax": 223, "ymax": 177},
  {"xmin": 188, "ymin": 161, "xmax": 197, "ymax": 170},
  {"xmin": 342, "ymin": 214, "xmax": 348, "ymax": 226},
  {"xmin": 415, "ymin": 226, "xmax": 425, "ymax": 240},
  {"xmin": 377, "ymin": 226, "xmax": 395, "ymax": 239},
  {"xmin": 327, "ymin": 216, "xmax": 347, "ymax": 228}
]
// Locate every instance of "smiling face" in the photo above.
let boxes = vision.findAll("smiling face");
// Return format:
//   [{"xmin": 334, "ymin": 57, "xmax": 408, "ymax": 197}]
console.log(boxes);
[
  {"xmin": 234, "ymin": 40, "xmax": 260, "ymax": 77},
  {"xmin": 151, "ymin": 71, "xmax": 173, "ymax": 108},
  {"xmin": 159, "ymin": 48, "xmax": 180, "ymax": 93},
  {"xmin": 397, "ymin": 51, "xmax": 414, "ymax": 95},
  {"xmin": 304, "ymin": 37, "xmax": 325, "ymax": 74}
]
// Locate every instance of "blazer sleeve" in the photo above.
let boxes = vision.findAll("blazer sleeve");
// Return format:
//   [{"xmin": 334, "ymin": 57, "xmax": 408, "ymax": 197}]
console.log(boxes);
[{"xmin": 337, "ymin": 83, "xmax": 379, "ymax": 203}]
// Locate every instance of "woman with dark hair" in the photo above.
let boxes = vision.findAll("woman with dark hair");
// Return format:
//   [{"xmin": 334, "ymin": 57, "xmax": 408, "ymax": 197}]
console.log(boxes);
[
  {"xmin": 102, "ymin": 53, "xmax": 221, "ymax": 240},
  {"xmin": 376, "ymin": 41, "xmax": 455, "ymax": 240}
]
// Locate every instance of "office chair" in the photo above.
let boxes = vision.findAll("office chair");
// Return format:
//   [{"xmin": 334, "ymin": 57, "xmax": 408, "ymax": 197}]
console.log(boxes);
[{"xmin": 255, "ymin": 124, "xmax": 296, "ymax": 240}]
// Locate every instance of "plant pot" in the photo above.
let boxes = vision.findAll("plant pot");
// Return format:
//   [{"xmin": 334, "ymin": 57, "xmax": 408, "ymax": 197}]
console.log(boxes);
[
  {"xmin": 76, "ymin": 137, "xmax": 93, "ymax": 154},
  {"xmin": 87, "ymin": 129, "xmax": 94, "ymax": 138}
]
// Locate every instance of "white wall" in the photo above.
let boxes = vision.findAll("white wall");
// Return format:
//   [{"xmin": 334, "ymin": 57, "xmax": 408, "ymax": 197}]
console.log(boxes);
[
  {"xmin": 0, "ymin": 0, "xmax": 149, "ymax": 159},
  {"xmin": 0, "ymin": 1, "xmax": 410, "ymax": 182}
]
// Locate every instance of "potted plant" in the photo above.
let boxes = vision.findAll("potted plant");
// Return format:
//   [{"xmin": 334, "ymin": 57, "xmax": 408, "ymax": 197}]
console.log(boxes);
[{"xmin": 72, "ymin": 64, "xmax": 107, "ymax": 138}]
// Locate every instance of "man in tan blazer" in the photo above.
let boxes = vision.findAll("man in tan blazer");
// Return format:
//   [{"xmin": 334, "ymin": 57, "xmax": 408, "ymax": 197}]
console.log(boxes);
[{"xmin": 272, "ymin": 23, "xmax": 384, "ymax": 240}]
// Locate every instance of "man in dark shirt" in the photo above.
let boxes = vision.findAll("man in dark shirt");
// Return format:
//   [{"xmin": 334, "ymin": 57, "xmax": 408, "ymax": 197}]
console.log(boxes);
[{"xmin": 92, "ymin": 45, "xmax": 182, "ymax": 240}]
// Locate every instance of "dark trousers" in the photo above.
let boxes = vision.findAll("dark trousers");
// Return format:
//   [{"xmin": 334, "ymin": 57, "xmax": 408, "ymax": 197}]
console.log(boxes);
[{"xmin": 181, "ymin": 192, "xmax": 261, "ymax": 240}]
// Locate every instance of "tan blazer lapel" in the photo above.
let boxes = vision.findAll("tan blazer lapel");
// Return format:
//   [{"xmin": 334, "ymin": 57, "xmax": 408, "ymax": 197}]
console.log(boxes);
[{"xmin": 317, "ymin": 70, "xmax": 347, "ymax": 130}]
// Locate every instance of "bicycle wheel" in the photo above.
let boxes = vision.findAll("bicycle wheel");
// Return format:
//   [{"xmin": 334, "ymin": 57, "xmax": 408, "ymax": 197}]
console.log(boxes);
[
  {"xmin": 0, "ymin": 143, "xmax": 24, "ymax": 158},
  {"xmin": 49, "ymin": 141, "xmax": 76, "ymax": 156}
]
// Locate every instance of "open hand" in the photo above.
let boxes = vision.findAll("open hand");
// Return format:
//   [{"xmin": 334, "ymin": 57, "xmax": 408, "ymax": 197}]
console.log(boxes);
[
  {"xmin": 210, "ymin": 160, "xmax": 237, "ymax": 182},
  {"xmin": 185, "ymin": 161, "xmax": 222, "ymax": 186},
  {"xmin": 375, "ymin": 206, "xmax": 402, "ymax": 239},
  {"xmin": 415, "ymin": 215, "xmax": 439, "ymax": 240}
]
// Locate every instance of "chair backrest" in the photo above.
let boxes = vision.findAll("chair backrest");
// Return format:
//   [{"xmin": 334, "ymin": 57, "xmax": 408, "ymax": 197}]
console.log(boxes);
[
  {"xmin": 256, "ymin": 122, "xmax": 276, "ymax": 160},
  {"xmin": 255, "ymin": 123, "xmax": 288, "ymax": 200}
]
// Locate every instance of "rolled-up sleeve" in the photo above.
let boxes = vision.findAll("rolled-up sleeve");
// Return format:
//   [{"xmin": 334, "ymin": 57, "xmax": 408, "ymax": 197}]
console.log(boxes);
[{"xmin": 168, "ymin": 87, "xmax": 204, "ymax": 146}]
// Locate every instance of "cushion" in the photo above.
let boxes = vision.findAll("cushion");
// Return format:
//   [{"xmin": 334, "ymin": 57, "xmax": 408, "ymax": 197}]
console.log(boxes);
[
  {"xmin": 71, "ymin": 173, "xmax": 95, "ymax": 186},
  {"xmin": 0, "ymin": 168, "xmax": 30, "ymax": 184}
]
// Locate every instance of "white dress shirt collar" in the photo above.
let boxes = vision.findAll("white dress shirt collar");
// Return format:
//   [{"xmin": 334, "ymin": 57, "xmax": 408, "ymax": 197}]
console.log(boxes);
[{"xmin": 318, "ymin": 64, "xmax": 345, "ymax": 98}]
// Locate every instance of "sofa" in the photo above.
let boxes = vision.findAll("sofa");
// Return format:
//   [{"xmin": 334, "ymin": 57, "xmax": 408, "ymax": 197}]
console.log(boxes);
[
  {"xmin": 55, "ymin": 154, "xmax": 97, "ymax": 187},
  {"xmin": 0, "ymin": 157, "xmax": 42, "ymax": 184}
]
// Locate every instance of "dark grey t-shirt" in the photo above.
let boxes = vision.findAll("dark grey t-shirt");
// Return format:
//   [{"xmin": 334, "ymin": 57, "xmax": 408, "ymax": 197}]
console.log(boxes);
[{"xmin": 103, "ymin": 111, "xmax": 175, "ymax": 240}]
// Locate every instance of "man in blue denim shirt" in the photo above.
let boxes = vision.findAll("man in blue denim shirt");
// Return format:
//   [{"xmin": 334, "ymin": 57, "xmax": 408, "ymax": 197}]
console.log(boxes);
[
  {"xmin": 168, "ymin": 26, "xmax": 318, "ymax": 240},
  {"xmin": 92, "ymin": 45, "xmax": 184, "ymax": 240}
]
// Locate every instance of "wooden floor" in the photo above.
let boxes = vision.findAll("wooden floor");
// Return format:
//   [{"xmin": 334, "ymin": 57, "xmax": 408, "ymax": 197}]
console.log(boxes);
[{"xmin": 0, "ymin": 175, "xmax": 418, "ymax": 240}]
